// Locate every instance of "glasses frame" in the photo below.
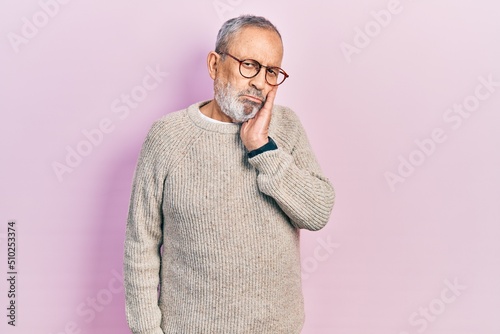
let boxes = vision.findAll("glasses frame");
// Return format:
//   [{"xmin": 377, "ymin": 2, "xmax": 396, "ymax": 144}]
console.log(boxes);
[{"xmin": 219, "ymin": 52, "xmax": 289, "ymax": 86}]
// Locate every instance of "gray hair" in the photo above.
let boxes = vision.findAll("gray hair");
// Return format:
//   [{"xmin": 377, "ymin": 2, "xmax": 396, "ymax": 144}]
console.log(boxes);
[{"xmin": 215, "ymin": 15, "xmax": 282, "ymax": 57}]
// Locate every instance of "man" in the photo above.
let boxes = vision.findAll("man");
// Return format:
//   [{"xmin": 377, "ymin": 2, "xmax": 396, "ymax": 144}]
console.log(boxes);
[{"xmin": 124, "ymin": 15, "xmax": 335, "ymax": 334}]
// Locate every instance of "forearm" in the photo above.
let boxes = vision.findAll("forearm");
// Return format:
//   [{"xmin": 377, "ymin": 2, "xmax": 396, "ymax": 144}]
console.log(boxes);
[
  {"xmin": 124, "ymin": 185, "xmax": 165, "ymax": 333},
  {"xmin": 124, "ymin": 236, "xmax": 163, "ymax": 334},
  {"xmin": 248, "ymin": 147, "xmax": 335, "ymax": 231}
]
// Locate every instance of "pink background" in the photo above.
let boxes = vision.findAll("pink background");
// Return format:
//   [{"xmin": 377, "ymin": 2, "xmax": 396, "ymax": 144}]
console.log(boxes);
[{"xmin": 1, "ymin": 0, "xmax": 499, "ymax": 333}]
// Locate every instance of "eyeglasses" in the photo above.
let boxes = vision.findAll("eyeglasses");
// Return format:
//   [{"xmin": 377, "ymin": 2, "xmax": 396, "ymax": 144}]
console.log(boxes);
[{"xmin": 219, "ymin": 52, "xmax": 289, "ymax": 86}]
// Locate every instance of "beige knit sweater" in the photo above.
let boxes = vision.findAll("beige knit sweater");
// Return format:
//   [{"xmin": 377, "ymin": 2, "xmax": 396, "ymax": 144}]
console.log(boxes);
[{"xmin": 124, "ymin": 101, "xmax": 335, "ymax": 334}]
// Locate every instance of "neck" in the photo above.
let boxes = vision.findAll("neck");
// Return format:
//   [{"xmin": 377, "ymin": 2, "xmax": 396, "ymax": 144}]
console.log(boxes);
[{"xmin": 200, "ymin": 100, "xmax": 234, "ymax": 123}]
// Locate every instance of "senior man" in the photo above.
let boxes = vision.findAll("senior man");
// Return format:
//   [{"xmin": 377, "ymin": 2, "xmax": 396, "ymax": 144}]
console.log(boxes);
[{"xmin": 124, "ymin": 15, "xmax": 335, "ymax": 334}]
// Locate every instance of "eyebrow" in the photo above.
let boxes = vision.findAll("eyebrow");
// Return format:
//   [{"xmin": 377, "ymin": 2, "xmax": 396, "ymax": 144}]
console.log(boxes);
[{"xmin": 235, "ymin": 54, "xmax": 281, "ymax": 68}]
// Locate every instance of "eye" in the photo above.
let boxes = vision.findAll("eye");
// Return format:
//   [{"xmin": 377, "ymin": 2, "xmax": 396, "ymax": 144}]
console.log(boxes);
[
  {"xmin": 267, "ymin": 68, "xmax": 279, "ymax": 77},
  {"xmin": 242, "ymin": 61, "xmax": 257, "ymax": 69}
]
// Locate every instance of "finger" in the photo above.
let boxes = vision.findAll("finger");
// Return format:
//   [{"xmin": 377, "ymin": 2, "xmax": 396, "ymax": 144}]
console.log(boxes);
[
  {"xmin": 254, "ymin": 86, "xmax": 278, "ymax": 123},
  {"xmin": 262, "ymin": 86, "xmax": 278, "ymax": 112}
]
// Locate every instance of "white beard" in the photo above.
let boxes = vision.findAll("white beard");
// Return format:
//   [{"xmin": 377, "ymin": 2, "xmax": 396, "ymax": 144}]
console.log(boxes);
[{"xmin": 214, "ymin": 80, "xmax": 264, "ymax": 123}]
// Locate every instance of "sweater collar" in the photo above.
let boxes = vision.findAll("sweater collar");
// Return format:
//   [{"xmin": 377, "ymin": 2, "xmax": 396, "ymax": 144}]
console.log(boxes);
[{"xmin": 187, "ymin": 101, "xmax": 241, "ymax": 134}]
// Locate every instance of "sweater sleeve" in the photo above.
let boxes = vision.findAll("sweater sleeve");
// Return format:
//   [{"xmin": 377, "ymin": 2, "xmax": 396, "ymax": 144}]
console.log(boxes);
[
  {"xmin": 247, "ymin": 110, "xmax": 335, "ymax": 231},
  {"xmin": 124, "ymin": 121, "xmax": 167, "ymax": 334}
]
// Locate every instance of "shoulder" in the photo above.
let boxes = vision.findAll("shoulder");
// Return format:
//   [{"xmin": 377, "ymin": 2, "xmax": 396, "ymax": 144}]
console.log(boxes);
[
  {"xmin": 146, "ymin": 103, "xmax": 200, "ymax": 147},
  {"xmin": 140, "ymin": 104, "xmax": 201, "ymax": 169},
  {"xmin": 150, "ymin": 108, "xmax": 189, "ymax": 137},
  {"xmin": 270, "ymin": 104, "xmax": 302, "ymax": 126}
]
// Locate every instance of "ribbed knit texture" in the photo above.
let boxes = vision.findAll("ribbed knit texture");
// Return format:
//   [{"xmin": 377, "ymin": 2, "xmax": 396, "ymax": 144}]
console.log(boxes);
[{"xmin": 124, "ymin": 101, "xmax": 335, "ymax": 334}]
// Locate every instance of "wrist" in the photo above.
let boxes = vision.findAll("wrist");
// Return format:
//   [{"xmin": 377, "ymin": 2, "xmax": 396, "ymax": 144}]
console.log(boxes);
[
  {"xmin": 247, "ymin": 137, "xmax": 278, "ymax": 158},
  {"xmin": 245, "ymin": 138, "xmax": 268, "ymax": 151}
]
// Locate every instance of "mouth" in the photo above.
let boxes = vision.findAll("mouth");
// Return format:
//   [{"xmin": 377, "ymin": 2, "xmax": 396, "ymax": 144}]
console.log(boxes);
[{"xmin": 241, "ymin": 95, "xmax": 263, "ymax": 104}]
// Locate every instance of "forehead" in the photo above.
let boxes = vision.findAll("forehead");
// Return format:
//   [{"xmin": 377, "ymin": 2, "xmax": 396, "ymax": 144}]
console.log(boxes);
[{"xmin": 228, "ymin": 26, "xmax": 283, "ymax": 67}]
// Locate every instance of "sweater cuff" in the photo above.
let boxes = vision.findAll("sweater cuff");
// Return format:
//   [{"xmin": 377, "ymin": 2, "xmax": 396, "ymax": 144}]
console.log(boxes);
[
  {"xmin": 247, "ymin": 137, "xmax": 278, "ymax": 158},
  {"xmin": 247, "ymin": 146, "xmax": 293, "ymax": 177}
]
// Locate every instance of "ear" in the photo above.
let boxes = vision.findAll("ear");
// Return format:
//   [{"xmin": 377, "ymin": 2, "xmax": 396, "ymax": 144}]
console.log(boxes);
[{"xmin": 207, "ymin": 51, "xmax": 221, "ymax": 80}]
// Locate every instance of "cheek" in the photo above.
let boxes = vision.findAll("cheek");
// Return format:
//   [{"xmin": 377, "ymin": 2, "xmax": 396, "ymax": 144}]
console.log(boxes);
[
  {"xmin": 214, "ymin": 67, "xmax": 228, "ymax": 82},
  {"xmin": 231, "ymin": 75, "xmax": 251, "ymax": 89},
  {"xmin": 216, "ymin": 72, "xmax": 241, "ymax": 90},
  {"xmin": 219, "ymin": 69, "xmax": 250, "ymax": 88}
]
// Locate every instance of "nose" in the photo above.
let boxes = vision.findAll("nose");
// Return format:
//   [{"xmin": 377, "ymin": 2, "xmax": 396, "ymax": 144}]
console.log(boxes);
[{"xmin": 249, "ymin": 67, "xmax": 267, "ymax": 91}]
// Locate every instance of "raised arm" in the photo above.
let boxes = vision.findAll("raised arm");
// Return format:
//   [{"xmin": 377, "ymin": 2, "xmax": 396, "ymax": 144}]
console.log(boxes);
[{"xmin": 247, "ymin": 108, "xmax": 335, "ymax": 231}]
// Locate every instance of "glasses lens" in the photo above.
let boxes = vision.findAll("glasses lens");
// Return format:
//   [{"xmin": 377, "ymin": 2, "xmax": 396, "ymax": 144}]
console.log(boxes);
[
  {"xmin": 238, "ymin": 58, "xmax": 288, "ymax": 86},
  {"xmin": 266, "ymin": 68, "xmax": 286, "ymax": 86},
  {"xmin": 239, "ymin": 60, "xmax": 260, "ymax": 78}
]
